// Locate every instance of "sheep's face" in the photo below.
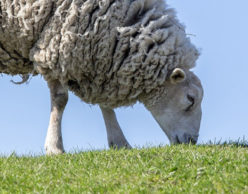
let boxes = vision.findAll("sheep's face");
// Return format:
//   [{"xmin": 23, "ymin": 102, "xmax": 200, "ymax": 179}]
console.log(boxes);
[{"xmin": 145, "ymin": 68, "xmax": 203, "ymax": 144}]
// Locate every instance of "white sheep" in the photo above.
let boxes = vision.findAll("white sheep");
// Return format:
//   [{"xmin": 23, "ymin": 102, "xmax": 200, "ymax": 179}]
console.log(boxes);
[{"xmin": 0, "ymin": 0, "xmax": 203, "ymax": 155}]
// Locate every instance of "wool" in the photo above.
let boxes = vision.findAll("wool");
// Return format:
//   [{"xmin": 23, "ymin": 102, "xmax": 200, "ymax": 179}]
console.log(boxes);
[
  {"xmin": 0, "ymin": 0, "xmax": 55, "ymax": 75},
  {"xmin": 1, "ymin": 0, "xmax": 199, "ymax": 108}
]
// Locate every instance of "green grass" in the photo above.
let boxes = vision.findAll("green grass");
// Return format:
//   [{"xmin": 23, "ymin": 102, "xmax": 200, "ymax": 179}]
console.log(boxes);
[{"xmin": 0, "ymin": 144, "xmax": 248, "ymax": 193}]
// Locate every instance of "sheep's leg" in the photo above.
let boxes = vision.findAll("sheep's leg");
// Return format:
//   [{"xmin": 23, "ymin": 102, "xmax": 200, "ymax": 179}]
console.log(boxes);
[
  {"xmin": 100, "ymin": 106, "xmax": 131, "ymax": 149},
  {"xmin": 45, "ymin": 80, "xmax": 68, "ymax": 155}
]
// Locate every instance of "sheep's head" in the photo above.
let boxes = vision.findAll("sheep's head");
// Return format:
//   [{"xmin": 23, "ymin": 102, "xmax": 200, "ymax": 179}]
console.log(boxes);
[{"xmin": 143, "ymin": 68, "xmax": 203, "ymax": 144}]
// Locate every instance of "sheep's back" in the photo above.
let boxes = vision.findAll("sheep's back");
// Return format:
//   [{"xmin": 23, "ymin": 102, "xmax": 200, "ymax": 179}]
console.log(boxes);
[{"xmin": 31, "ymin": 0, "xmax": 199, "ymax": 108}]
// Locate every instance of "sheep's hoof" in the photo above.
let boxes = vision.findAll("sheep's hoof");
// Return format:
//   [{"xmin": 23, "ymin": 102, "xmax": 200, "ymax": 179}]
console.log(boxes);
[
  {"xmin": 109, "ymin": 141, "xmax": 132, "ymax": 149},
  {"xmin": 45, "ymin": 146, "xmax": 64, "ymax": 155}
]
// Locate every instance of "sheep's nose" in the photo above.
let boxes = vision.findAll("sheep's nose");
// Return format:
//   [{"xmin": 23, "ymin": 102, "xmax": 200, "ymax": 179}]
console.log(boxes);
[{"xmin": 171, "ymin": 134, "xmax": 198, "ymax": 145}]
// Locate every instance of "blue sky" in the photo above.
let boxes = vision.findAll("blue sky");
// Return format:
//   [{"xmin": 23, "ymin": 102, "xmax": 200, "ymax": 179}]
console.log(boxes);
[{"xmin": 0, "ymin": 0, "xmax": 247, "ymax": 155}]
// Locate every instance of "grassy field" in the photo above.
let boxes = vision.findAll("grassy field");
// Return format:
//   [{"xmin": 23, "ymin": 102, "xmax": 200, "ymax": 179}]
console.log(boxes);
[{"xmin": 0, "ymin": 144, "xmax": 248, "ymax": 193}]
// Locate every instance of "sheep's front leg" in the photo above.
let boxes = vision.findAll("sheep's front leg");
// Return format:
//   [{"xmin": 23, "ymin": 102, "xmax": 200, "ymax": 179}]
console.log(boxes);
[
  {"xmin": 100, "ymin": 106, "xmax": 131, "ymax": 149},
  {"xmin": 45, "ymin": 80, "xmax": 68, "ymax": 155}
]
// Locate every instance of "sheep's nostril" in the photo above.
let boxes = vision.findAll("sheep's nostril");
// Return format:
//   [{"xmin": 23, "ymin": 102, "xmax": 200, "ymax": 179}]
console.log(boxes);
[{"xmin": 187, "ymin": 95, "xmax": 195, "ymax": 105}]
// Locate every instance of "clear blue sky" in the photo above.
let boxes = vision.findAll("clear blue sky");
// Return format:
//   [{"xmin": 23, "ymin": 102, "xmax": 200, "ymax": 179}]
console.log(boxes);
[{"xmin": 0, "ymin": 0, "xmax": 247, "ymax": 155}]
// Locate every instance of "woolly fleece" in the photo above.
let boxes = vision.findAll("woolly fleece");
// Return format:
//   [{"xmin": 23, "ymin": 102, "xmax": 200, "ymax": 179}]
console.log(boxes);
[{"xmin": 1, "ymin": 0, "xmax": 199, "ymax": 108}]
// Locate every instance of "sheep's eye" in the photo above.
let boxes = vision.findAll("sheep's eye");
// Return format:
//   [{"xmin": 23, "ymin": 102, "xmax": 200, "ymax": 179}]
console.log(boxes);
[{"xmin": 185, "ymin": 95, "xmax": 195, "ymax": 112}]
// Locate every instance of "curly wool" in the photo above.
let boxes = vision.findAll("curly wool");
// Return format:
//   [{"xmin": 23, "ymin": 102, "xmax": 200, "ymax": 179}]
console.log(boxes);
[
  {"xmin": 1, "ymin": 0, "xmax": 199, "ymax": 108},
  {"xmin": 0, "ymin": 0, "xmax": 55, "ymax": 75}
]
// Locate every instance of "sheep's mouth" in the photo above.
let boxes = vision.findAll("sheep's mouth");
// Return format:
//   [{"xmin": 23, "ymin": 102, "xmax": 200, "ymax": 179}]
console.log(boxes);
[{"xmin": 170, "ymin": 134, "xmax": 198, "ymax": 145}]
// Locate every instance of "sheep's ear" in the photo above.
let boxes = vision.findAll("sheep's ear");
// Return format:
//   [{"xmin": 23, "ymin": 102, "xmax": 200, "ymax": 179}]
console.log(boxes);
[{"xmin": 169, "ymin": 68, "xmax": 186, "ymax": 84}]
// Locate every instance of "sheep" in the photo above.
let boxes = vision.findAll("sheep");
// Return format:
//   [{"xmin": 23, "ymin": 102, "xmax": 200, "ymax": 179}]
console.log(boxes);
[{"xmin": 0, "ymin": 0, "xmax": 203, "ymax": 155}]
